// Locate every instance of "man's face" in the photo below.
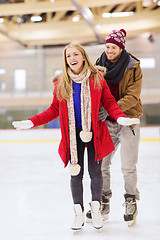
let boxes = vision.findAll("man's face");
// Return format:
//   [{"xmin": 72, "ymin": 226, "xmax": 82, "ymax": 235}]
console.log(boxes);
[{"xmin": 105, "ymin": 43, "xmax": 122, "ymax": 62}]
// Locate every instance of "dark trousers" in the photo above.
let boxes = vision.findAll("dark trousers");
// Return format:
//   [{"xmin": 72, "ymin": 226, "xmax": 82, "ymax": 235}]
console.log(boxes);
[{"xmin": 70, "ymin": 129, "xmax": 103, "ymax": 209}]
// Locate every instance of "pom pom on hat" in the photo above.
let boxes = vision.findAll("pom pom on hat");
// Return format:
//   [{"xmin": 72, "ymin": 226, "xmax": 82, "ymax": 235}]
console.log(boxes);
[
  {"xmin": 105, "ymin": 29, "xmax": 127, "ymax": 50},
  {"xmin": 120, "ymin": 29, "xmax": 126, "ymax": 37}
]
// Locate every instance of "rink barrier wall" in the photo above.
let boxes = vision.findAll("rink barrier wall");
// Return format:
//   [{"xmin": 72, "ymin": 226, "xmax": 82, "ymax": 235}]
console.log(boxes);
[{"xmin": 0, "ymin": 138, "xmax": 159, "ymax": 143}]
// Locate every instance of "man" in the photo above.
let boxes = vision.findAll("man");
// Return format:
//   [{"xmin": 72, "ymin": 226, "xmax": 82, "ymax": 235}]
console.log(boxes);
[{"xmin": 86, "ymin": 29, "xmax": 143, "ymax": 227}]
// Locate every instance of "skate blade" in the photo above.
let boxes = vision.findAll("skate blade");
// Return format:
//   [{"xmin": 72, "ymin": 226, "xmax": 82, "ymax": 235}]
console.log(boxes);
[
  {"xmin": 127, "ymin": 220, "xmax": 136, "ymax": 227},
  {"xmin": 94, "ymin": 225, "xmax": 103, "ymax": 230},
  {"xmin": 71, "ymin": 223, "xmax": 84, "ymax": 233},
  {"xmin": 127, "ymin": 219, "xmax": 136, "ymax": 227},
  {"xmin": 127, "ymin": 210, "xmax": 138, "ymax": 227},
  {"xmin": 72, "ymin": 228, "xmax": 82, "ymax": 234}
]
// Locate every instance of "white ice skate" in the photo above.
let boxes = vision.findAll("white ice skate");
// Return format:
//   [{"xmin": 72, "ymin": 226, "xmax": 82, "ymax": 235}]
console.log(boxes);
[
  {"xmin": 86, "ymin": 197, "xmax": 110, "ymax": 223},
  {"xmin": 71, "ymin": 204, "xmax": 84, "ymax": 232},
  {"xmin": 90, "ymin": 201, "xmax": 103, "ymax": 230}
]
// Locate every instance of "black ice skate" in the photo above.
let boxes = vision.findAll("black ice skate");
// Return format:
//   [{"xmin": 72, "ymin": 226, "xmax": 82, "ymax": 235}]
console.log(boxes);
[
  {"xmin": 86, "ymin": 194, "xmax": 110, "ymax": 223},
  {"xmin": 123, "ymin": 194, "xmax": 138, "ymax": 227}
]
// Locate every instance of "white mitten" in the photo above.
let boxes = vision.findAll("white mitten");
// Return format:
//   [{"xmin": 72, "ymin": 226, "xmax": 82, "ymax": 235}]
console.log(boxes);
[
  {"xmin": 12, "ymin": 120, "xmax": 34, "ymax": 130},
  {"xmin": 117, "ymin": 117, "xmax": 140, "ymax": 126}
]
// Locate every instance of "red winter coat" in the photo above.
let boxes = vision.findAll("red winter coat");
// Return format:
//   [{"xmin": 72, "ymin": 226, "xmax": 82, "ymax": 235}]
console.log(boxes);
[{"xmin": 29, "ymin": 74, "xmax": 126, "ymax": 167}]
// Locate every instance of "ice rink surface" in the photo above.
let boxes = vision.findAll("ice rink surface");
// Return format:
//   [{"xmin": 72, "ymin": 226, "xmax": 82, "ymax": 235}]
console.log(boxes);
[{"xmin": 0, "ymin": 127, "xmax": 160, "ymax": 240}]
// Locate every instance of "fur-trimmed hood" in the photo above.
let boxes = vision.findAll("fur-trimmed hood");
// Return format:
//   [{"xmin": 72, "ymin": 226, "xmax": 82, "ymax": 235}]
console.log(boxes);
[
  {"xmin": 94, "ymin": 65, "xmax": 107, "ymax": 76},
  {"xmin": 52, "ymin": 73, "xmax": 61, "ymax": 85}
]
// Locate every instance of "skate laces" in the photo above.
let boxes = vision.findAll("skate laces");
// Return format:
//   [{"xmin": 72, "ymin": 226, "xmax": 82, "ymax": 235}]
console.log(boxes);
[
  {"xmin": 123, "ymin": 198, "xmax": 136, "ymax": 215},
  {"xmin": 101, "ymin": 195, "xmax": 109, "ymax": 206},
  {"xmin": 101, "ymin": 201, "xmax": 109, "ymax": 211},
  {"xmin": 100, "ymin": 198, "xmax": 110, "ymax": 214}
]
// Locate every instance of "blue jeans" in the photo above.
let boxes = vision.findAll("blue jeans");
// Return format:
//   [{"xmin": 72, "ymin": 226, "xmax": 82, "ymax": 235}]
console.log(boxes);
[{"xmin": 71, "ymin": 129, "xmax": 103, "ymax": 208}]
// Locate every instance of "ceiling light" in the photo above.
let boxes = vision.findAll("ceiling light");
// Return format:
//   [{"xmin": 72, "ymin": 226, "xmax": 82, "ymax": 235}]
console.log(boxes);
[
  {"xmin": 31, "ymin": 16, "xmax": 42, "ymax": 22},
  {"xmin": 72, "ymin": 15, "xmax": 80, "ymax": 22},
  {"xmin": 112, "ymin": 12, "xmax": 133, "ymax": 17},
  {"xmin": 102, "ymin": 13, "xmax": 112, "ymax": 18},
  {"xmin": 102, "ymin": 12, "xmax": 133, "ymax": 18}
]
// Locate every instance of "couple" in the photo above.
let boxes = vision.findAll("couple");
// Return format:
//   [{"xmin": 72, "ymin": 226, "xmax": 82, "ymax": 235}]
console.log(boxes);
[{"xmin": 12, "ymin": 29, "xmax": 142, "ymax": 231}]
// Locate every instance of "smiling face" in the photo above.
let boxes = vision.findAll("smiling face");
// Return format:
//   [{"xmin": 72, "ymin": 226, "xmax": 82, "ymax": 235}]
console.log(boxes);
[
  {"xmin": 105, "ymin": 43, "xmax": 122, "ymax": 62},
  {"xmin": 66, "ymin": 46, "xmax": 84, "ymax": 74}
]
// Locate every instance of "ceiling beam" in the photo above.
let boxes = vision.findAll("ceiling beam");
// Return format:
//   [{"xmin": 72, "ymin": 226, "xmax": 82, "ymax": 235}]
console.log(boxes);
[
  {"xmin": 4, "ymin": 7, "xmax": 159, "ymax": 47},
  {"xmin": 80, "ymin": 0, "xmax": 142, "ymax": 8},
  {"xmin": 0, "ymin": 1, "xmax": 75, "ymax": 16},
  {"xmin": 70, "ymin": 0, "xmax": 103, "ymax": 43},
  {"xmin": 0, "ymin": 0, "xmax": 143, "ymax": 16},
  {"xmin": 0, "ymin": 30, "xmax": 27, "ymax": 47}
]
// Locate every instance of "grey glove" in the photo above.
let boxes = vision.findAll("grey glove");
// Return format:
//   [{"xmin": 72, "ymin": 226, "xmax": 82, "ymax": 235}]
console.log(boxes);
[{"xmin": 98, "ymin": 106, "xmax": 109, "ymax": 122}]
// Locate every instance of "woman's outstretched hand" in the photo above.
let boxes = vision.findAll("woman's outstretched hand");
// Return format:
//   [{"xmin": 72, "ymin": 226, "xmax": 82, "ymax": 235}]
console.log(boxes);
[
  {"xmin": 12, "ymin": 120, "xmax": 34, "ymax": 130},
  {"xmin": 117, "ymin": 117, "xmax": 140, "ymax": 126}
]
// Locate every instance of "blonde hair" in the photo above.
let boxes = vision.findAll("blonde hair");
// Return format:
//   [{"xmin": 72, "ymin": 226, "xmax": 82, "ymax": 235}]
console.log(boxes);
[{"xmin": 57, "ymin": 43, "xmax": 102, "ymax": 101}]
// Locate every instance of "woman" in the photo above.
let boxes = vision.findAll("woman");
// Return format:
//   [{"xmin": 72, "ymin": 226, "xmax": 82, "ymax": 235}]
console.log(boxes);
[{"xmin": 12, "ymin": 43, "xmax": 139, "ymax": 231}]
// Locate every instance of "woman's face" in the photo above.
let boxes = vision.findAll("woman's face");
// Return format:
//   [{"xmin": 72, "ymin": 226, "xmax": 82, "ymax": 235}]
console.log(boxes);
[
  {"xmin": 105, "ymin": 43, "xmax": 122, "ymax": 62},
  {"xmin": 66, "ymin": 47, "xmax": 84, "ymax": 74}
]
